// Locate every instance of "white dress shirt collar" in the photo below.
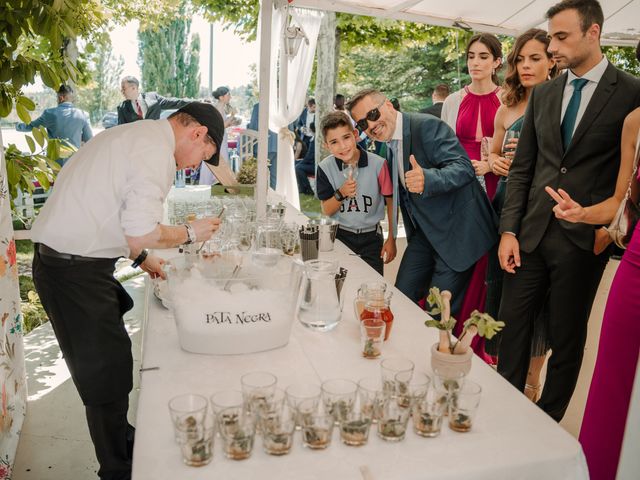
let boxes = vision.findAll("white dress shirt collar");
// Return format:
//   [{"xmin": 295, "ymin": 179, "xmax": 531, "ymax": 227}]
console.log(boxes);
[
  {"xmin": 391, "ymin": 111, "xmax": 403, "ymax": 141},
  {"xmin": 567, "ymin": 55, "xmax": 608, "ymax": 85}
]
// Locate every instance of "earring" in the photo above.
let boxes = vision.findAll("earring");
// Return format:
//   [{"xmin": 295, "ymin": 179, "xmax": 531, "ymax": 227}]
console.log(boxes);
[{"xmin": 492, "ymin": 68, "xmax": 496, "ymax": 76}]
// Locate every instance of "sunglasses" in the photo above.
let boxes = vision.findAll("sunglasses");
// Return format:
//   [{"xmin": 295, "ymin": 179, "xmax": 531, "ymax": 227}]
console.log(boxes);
[{"xmin": 355, "ymin": 100, "xmax": 385, "ymax": 132}]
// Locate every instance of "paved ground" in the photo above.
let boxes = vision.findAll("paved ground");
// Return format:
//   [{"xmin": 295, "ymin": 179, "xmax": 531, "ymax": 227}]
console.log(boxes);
[{"xmin": 12, "ymin": 242, "xmax": 618, "ymax": 479}]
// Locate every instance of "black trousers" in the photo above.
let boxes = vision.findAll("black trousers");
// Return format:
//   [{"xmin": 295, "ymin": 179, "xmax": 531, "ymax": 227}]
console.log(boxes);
[
  {"xmin": 33, "ymin": 249, "xmax": 135, "ymax": 480},
  {"xmin": 337, "ymin": 227, "xmax": 384, "ymax": 275},
  {"xmin": 497, "ymin": 220, "xmax": 608, "ymax": 421}
]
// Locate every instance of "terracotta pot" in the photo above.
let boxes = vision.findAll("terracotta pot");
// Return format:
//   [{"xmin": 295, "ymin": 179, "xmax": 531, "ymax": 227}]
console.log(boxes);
[{"xmin": 430, "ymin": 342, "xmax": 472, "ymax": 378}]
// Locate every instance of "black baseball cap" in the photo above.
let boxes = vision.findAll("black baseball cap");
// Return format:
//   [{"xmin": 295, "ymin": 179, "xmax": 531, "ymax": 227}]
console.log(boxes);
[{"xmin": 175, "ymin": 102, "xmax": 225, "ymax": 166}]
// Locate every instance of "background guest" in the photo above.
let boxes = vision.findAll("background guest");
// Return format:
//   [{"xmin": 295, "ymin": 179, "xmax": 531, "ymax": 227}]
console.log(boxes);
[
  {"xmin": 295, "ymin": 122, "xmax": 316, "ymax": 195},
  {"xmin": 16, "ymin": 84, "xmax": 92, "ymax": 166},
  {"xmin": 420, "ymin": 83, "xmax": 450, "ymax": 118},
  {"xmin": 485, "ymin": 28, "xmax": 558, "ymax": 398},
  {"xmin": 117, "ymin": 75, "xmax": 189, "ymax": 124},
  {"xmin": 498, "ymin": 0, "xmax": 640, "ymax": 421},
  {"xmin": 441, "ymin": 33, "xmax": 503, "ymax": 359}
]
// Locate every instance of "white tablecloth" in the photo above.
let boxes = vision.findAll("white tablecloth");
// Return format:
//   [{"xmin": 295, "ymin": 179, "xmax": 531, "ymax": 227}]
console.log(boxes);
[{"xmin": 132, "ymin": 195, "xmax": 589, "ymax": 480}]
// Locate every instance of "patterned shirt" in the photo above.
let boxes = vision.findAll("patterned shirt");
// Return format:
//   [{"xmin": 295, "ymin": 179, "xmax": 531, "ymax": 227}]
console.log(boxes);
[{"xmin": 316, "ymin": 147, "xmax": 392, "ymax": 231}]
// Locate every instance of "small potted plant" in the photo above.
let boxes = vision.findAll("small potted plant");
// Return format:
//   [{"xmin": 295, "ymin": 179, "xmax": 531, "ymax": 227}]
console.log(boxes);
[{"xmin": 425, "ymin": 287, "xmax": 505, "ymax": 377}]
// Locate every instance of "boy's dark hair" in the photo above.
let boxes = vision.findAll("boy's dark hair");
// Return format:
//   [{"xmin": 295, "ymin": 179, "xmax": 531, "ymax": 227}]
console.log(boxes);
[
  {"xmin": 308, "ymin": 98, "xmax": 316, "ymax": 106},
  {"xmin": 320, "ymin": 111, "xmax": 352, "ymax": 138},
  {"xmin": 58, "ymin": 84, "xmax": 74, "ymax": 95},
  {"xmin": 546, "ymin": 0, "xmax": 604, "ymax": 35},
  {"xmin": 345, "ymin": 88, "xmax": 385, "ymax": 115}
]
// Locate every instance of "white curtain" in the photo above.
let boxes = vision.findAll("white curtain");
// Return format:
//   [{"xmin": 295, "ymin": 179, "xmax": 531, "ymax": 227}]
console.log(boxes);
[
  {"xmin": 0, "ymin": 129, "xmax": 27, "ymax": 479},
  {"xmin": 269, "ymin": 6, "xmax": 323, "ymax": 210}
]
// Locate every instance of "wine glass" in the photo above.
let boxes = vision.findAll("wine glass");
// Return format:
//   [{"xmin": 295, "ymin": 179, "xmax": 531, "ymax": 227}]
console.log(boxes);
[
  {"xmin": 502, "ymin": 130, "xmax": 520, "ymax": 161},
  {"xmin": 342, "ymin": 163, "xmax": 359, "ymax": 181}
]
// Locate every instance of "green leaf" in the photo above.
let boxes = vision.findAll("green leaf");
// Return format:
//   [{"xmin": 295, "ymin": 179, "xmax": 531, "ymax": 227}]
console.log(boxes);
[
  {"xmin": 16, "ymin": 102, "xmax": 31, "ymax": 123},
  {"xmin": 17, "ymin": 95, "xmax": 35, "ymax": 110},
  {"xmin": 25, "ymin": 135, "xmax": 36, "ymax": 153},
  {"xmin": 0, "ymin": 91, "xmax": 12, "ymax": 117},
  {"xmin": 34, "ymin": 171, "xmax": 50, "ymax": 190},
  {"xmin": 32, "ymin": 127, "xmax": 45, "ymax": 147}
]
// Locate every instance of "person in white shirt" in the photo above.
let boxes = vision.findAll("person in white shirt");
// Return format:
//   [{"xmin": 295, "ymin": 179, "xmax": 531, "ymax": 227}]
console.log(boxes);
[{"xmin": 30, "ymin": 102, "xmax": 224, "ymax": 480}]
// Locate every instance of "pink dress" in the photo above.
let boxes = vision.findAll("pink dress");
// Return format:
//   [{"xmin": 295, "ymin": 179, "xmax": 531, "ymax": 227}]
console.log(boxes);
[
  {"xmin": 579, "ymin": 164, "xmax": 640, "ymax": 479},
  {"xmin": 455, "ymin": 86, "xmax": 501, "ymax": 200},
  {"xmin": 453, "ymin": 86, "xmax": 501, "ymax": 362}
]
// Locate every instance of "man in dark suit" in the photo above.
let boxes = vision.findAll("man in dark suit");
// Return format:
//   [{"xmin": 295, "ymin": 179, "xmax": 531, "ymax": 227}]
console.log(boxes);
[
  {"xmin": 420, "ymin": 84, "xmax": 450, "ymax": 118},
  {"xmin": 349, "ymin": 89, "xmax": 497, "ymax": 315},
  {"xmin": 117, "ymin": 76, "xmax": 190, "ymax": 125},
  {"xmin": 498, "ymin": 0, "xmax": 640, "ymax": 421}
]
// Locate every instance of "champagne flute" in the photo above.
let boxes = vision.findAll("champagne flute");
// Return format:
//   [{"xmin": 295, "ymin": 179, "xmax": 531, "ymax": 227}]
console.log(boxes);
[
  {"xmin": 502, "ymin": 130, "xmax": 520, "ymax": 161},
  {"xmin": 342, "ymin": 163, "xmax": 359, "ymax": 198}
]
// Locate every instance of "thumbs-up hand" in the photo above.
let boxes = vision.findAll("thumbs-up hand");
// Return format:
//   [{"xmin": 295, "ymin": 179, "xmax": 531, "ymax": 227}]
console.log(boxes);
[{"xmin": 404, "ymin": 155, "xmax": 425, "ymax": 194}]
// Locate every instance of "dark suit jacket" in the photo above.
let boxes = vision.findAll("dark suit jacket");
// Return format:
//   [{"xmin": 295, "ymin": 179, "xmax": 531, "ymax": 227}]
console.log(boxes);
[
  {"xmin": 117, "ymin": 92, "xmax": 190, "ymax": 124},
  {"xmin": 420, "ymin": 102, "xmax": 443, "ymax": 118},
  {"xmin": 399, "ymin": 112, "xmax": 498, "ymax": 272},
  {"xmin": 500, "ymin": 62, "xmax": 640, "ymax": 253}
]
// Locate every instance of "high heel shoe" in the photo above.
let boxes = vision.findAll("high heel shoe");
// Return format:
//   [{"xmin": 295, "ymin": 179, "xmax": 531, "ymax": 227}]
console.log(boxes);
[{"xmin": 524, "ymin": 383, "xmax": 541, "ymax": 403}]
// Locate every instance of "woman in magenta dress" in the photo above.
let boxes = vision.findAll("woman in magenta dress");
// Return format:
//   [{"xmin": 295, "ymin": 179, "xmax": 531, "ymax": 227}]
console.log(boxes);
[
  {"xmin": 546, "ymin": 105, "xmax": 640, "ymax": 480},
  {"xmin": 441, "ymin": 33, "xmax": 502, "ymax": 360}
]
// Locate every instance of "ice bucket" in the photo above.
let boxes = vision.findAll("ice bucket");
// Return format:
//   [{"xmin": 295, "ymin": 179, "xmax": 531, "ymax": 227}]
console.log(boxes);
[
  {"xmin": 165, "ymin": 251, "xmax": 300, "ymax": 355},
  {"xmin": 309, "ymin": 217, "xmax": 339, "ymax": 252}
]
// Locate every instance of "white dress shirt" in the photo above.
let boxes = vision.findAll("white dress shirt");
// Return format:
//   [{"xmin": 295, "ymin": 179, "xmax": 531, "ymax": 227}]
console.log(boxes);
[
  {"xmin": 560, "ymin": 56, "xmax": 609, "ymax": 136},
  {"xmin": 135, "ymin": 94, "xmax": 148, "ymax": 117},
  {"xmin": 31, "ymin": 119, "xmax": 176, "ymax": 258}
]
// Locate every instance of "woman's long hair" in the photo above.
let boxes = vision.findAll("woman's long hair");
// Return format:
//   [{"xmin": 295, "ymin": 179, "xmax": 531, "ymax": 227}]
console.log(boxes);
[
  {"xmin": 502, "ymin": 29, "xmax": 559, "ymax": 108},
  {"xmin": 466, "ymin": 33, "xmax": 503, "ymax": 86}
]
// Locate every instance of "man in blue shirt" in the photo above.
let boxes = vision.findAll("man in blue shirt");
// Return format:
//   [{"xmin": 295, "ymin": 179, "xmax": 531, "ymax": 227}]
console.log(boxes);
[{"xmin": 16, "ymin": 84, "xmax": 93, "ymax": 156}]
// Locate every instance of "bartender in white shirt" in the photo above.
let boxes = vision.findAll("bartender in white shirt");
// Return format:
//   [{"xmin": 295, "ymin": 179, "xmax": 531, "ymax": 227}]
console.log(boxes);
[{"xmin": 30, "ymin": 102, "xmax": 224, "ymax": 480}]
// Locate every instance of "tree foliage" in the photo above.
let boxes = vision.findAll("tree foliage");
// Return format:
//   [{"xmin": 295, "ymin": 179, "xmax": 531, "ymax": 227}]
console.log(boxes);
[
  {"xmin": 76, "ymin": 34, "xmax": 124, "ymax": 123},
  {"xmin": 193, "ymin": 0, "xmax": 260, "ymax": 41},
  {"xmin": 138, "ymin": 6, "xmax": 201, "ymax": 98}
]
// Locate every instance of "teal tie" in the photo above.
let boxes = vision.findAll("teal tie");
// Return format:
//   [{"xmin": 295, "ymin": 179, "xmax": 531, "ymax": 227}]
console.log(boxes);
[{"xmin": 561, "ymin": 78, "xmax": 589, "ymax": 150}]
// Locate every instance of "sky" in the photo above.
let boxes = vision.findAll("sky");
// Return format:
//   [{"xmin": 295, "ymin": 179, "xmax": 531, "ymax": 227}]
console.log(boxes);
[{"xmin": 111, "ymin": 16, "xmax": 259, "ymax": 90}]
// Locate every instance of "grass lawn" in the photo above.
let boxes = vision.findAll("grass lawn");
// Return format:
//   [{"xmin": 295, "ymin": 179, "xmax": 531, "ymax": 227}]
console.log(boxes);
[{"xmin": 299, "ymin": 193, "xmax": 322, "ymax": 218}]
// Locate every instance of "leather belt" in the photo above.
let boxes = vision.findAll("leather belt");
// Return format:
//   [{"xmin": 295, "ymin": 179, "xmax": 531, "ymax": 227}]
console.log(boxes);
[
  {"xmin": 338, "ymin": 224, "xmax": 380, "ymax": 234},
  {"xmin": 37, "ymin": 243, "xmax": 103, "ymax": 263}
]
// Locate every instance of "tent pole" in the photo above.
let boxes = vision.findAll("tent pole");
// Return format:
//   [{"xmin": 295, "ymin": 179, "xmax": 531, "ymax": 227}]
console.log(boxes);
[{"xmin": 256, "ymin": 0, "xmax": 274, "ymax": 219}]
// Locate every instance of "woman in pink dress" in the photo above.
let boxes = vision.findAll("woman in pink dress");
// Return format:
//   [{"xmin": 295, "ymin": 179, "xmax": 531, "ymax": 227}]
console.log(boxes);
[
  {"xmin": 547, "ymin": 104, "xmax": 640, "ymax": 480},
  {"xmin": 441, "ymin": 34, "xmax": 502, "ymax": 359}
]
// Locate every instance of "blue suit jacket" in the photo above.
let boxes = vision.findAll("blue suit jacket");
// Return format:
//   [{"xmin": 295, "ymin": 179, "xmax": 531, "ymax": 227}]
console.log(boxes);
[
  {"xmin": 16, "ymin": 102, "xmax": 92, "ymax": 148},
  {"xmin": 248, "ymin": 103, "xmax": 278, "ymax": 155},
  {"xmin": 398, "ymin": 112, "xmax": 497, "ymax": 272}
]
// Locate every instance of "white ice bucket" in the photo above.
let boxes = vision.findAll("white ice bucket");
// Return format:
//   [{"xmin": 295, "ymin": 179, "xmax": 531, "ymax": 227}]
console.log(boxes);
[{"xmin": 165, "ymin": 251, "xmax": 300, "ymax": 355}]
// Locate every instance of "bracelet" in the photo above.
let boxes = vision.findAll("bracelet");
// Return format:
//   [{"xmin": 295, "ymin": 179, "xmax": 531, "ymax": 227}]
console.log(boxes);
[{"xmin": 132, "ymin": 249, "xmax": 148, "ymax": 268}]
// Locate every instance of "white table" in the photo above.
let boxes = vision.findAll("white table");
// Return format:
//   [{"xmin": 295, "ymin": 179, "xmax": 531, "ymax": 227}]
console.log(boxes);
[{"xmin": 132, "ymin": 197, "xmax": 588, "ymax": 480}]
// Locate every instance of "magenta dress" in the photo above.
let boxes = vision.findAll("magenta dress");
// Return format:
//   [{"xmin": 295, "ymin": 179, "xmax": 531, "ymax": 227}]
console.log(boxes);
[
  {"xmin": 579, "ymin": 185, "xmax": 640, "ymax": 478},
  {"xmin": 455, "ymin": 86, "xmax": 501, "ymax": 200},
  {"xmin": 453, "ymin": 86, "xmax": 501, "ymax": 362}
]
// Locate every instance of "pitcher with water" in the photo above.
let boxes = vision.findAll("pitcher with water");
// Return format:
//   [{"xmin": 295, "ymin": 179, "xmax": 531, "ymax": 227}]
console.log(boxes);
[{"xmin": 297, "ymin": 260, "xmax": 341, "ymax": 332}]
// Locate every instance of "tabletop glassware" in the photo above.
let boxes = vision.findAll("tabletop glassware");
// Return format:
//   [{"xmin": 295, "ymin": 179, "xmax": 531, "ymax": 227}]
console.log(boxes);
[
  {"xmin": 168, "ymin": 394, "xmax": 208, "ymax": 443},
  {"xmin": 380, "ymin": 357, "xmax": 414, "ymax": 398},
  {"xmin": 176, "ymin": 413, "xmax": 215, "ymax": 466},
  {"xmin": 321, "ymin": 378, "xmax": 358, "ymax": 425},
  {"xmin": 448, "ymin": 379, "xmax": 482, "ymax": 432}
]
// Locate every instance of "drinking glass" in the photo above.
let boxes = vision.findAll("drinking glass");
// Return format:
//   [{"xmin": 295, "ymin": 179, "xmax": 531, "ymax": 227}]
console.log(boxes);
[
  {"xmin": 210, "ymin": 390, "xmax": 245, "ymax": 417},
  {"xmin": 502, "ymin": 130, "xmax": 520, "ymax": 161},
  {"xmin": 448, "ymin": 379, "xmax": 482, "ymax": 432},
  {"xmin": 217, "ymin": 407, "xmax": 256, "ymax": 460},
  {"xmin": 301, "ymin": 413, "xmax": 335, "ymax": 450},
  {"xmin": 168, "ymin": 394, "xmax": 208, "ymax": 443},
  {"xmin": 240, "ymin": 371, "xmax": 278, "ymax": 415},
  {"xmin": 339, "ymin": 409, "xmax": 372, "ymax": 446},
  {"xmin": 412, "ymin": 384, "xmax": 447, "ymax": 438},
  {"xmin": 285, "ymin": 382, "xmax": 322, "ymax": 429},
  {"xmin": 360, "ymin": 319, "xmax": 385, "ymax": 359},
  {"xmin": 357, "ymin": 377, "xmax": 385, "ymax": 424},
  {"xmin": 395, "ymin": 371, "xmax": 430, "ymax": 408},
  {"xmin": 321, "ymin": 379, "xmax": 358, "ymax": 425},
  {"xmin": 377, "ymin": 398, "xmax": 411, "ymax": 442},
  {"xmin": 380, "ymin": 358, "xmax": 414, "ymax": 398},
  {"xmin": 261, "ymin": 406, "xmax": 296, "ymax": 456},
  {"xmin": 176, "ymin": 413, "xmax": 215, "ymax": 466}
]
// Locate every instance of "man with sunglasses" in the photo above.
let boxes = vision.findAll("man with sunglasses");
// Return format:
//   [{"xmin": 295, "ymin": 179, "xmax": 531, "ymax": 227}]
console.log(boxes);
[
  {"xmin": 348, "ymin": 89, "xmax": 497, "ymax": 316},
  {"xmin": 30, "ymin": 102, "xmax": 225, "ymax": 480}
]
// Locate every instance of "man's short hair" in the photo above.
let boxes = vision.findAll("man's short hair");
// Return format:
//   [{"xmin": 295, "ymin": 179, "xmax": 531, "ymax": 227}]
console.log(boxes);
[
  {"xmin": 432, "ymin": 84, "xmax": 450, "ymax": 100},
  {"xmin": 546, "ymin": 0, "xmax": 604, "ymax": 34},
  {"xmin": 307, "ymin": 98, "xmax": 316, "ymax": 106},
  {"xmin": 121, "ymin": 75, "xmax": 139, "ymax": 87},
  {"xmin": 320, "ymin": 111, "xmax": 353, "ymax": 138},
  {"xmin": 345, "ymin": 89, "xmax": 385, "ymax": 115},
  {"xmin": 57, "ymin": 84, "xmax": 74, "ymax": 95}
]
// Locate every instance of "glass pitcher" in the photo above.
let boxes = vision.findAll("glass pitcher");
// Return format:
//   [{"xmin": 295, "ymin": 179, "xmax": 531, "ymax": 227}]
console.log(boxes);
[
  {"xmin": 297, "ymin": 260, "xmax": 341, "ymax": 332},
  {"xmin": 354, "ymin": 282, "xmax": 394, "ymax": 340}
]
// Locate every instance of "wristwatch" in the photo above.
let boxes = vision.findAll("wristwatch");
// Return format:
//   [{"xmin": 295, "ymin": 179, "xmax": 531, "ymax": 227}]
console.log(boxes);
[
  {"xmin": 184, "ymin": 223, "xmax": 197, "ymax": 244},
  {"xmin": 334, "ymin": 189, "xmax": 346, "ymax": 202},
  {"xmin": 132, "ymin": 249, "xmax": 148, "ymax": 268}
]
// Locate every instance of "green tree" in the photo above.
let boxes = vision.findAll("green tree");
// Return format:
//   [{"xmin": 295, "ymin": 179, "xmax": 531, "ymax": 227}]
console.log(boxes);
[
  {"xmin": 76, "ymin": 34, "xmax": 124, "ymax": 123},
  {"xmin": 138, "ymin": 9, "xmax": 201, "ymax": 97}
]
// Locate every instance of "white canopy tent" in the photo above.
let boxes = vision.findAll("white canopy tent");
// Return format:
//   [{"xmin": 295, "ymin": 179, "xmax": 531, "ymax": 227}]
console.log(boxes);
[{"xmin": 255, "ymin": 0, "xmax": 640, "ymax": 211}]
